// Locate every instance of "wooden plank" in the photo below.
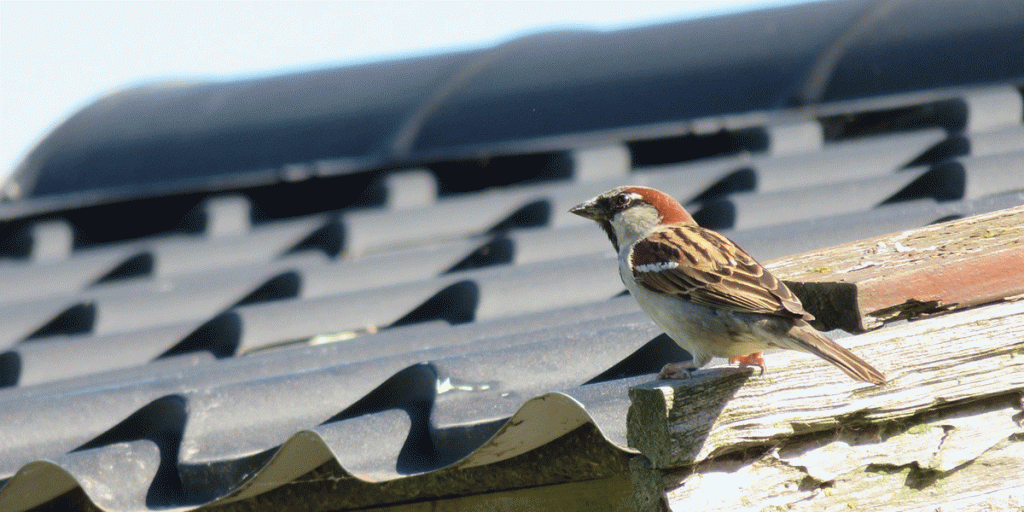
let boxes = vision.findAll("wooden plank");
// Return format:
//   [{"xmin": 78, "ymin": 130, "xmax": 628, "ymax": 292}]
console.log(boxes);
[
  {"xmin": 658, "ymin": 395, "xmax": 1024, "ymax": 511},
  {"xmin": 626, "ymin": 299, "xmax": 1024, "ymax": 470},
  {"xmin": 764, "ymin": 205, "xmax": 1024, "ymax": 331}
]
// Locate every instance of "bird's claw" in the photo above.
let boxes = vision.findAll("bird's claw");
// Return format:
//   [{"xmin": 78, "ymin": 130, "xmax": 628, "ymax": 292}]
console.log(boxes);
[
  {"xmin": 729, "ymin": 352, "xmax": 766, "ymax": 375},
  {"xmin": 657, "ymin": 362, "xmax": 696, "ymax": 380}
]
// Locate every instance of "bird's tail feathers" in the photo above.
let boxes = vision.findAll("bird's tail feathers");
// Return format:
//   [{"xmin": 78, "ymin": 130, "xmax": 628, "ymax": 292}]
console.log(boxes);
[{"xmin": 784, "ymin": 322, "xmax": 886, "ymax": 385}]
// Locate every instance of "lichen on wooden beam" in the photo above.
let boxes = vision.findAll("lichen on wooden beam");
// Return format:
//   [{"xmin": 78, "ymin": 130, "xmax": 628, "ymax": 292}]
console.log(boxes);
[
  {"xmin": 628, "ymin": 299, "xmax": 1024, "ymax": 469},
  {"xmin": 765, "ymin": 205, "xmax": 1024, "ymax": 332},
  {"xmin": 626, "ymin": 299, "xmax": 1024, "ymax": 510},
  {"xmin": 660, "ymin": 395, "xmax": 1024, "ymax": 511}
]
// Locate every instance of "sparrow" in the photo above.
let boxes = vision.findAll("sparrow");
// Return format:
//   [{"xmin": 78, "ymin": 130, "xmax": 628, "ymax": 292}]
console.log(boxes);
[{"xmin": 570, "ymin": 186, "xmax": 885, "ymax": 385}]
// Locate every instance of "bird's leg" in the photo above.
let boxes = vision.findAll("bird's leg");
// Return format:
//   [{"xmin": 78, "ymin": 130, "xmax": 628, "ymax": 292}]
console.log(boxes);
[
  {"xmin": 657, "ymin": 361, "xmax": 695, "ymax": 380},
  {"xmin": 658, "ymin": 353, "xmax": 711, "ymax": 380},
  {"xmin": 729, "ymin": 352, "xmax": 766, "ymax": 375}
]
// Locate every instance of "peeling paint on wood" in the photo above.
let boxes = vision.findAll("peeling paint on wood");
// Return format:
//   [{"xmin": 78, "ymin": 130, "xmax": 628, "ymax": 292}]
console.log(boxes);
[{"xmin": 765, "ymin": 205, "xmax": 1024, "ymax": 331}]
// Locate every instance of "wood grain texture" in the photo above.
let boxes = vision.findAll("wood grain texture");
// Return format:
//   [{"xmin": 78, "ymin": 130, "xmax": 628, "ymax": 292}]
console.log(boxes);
[
  {"xmin": 661, "ymin": 397, "xmax": 1024, "ymax": 511},
  {"xmin": 627, "ymin": 300, "xmax": 1024, "ymax": 470},
  {"xmin": 627, "ymin": 299, "xmax": 1024, "ymax": 510},
  {"xmin": 764, "ymin": 205, "xmax": 1024, "ymax": 331}
]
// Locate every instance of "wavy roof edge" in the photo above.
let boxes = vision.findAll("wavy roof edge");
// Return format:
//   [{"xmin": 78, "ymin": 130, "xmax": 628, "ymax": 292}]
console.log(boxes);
[
  {"xmin": 5, "ymin": 0, "xmax": 1023, "ymax": 204},
  {"xmin": 0, "ymin": 389, "xmax": 634, "ymax": 511}
]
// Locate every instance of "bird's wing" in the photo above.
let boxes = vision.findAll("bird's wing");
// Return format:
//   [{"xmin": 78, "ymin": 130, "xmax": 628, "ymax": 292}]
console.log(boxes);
[{"xmin": 629, "ymin": 223, "xmax": 812, "ymax": 320}]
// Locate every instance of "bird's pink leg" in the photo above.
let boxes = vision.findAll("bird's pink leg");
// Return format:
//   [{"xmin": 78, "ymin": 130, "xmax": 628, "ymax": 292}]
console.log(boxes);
[{"xmin": 729, "ymin": 352, "xmax": 766, "ymax": 375}]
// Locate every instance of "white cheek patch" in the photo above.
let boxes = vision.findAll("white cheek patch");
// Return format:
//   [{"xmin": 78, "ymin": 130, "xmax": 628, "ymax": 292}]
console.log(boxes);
[{"xmin": 635, "ymin": 261, "xmax": 679, "ymax": 273}]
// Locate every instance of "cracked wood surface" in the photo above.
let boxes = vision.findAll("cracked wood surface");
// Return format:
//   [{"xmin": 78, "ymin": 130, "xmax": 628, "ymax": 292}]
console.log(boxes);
[
  {"xmin": 659, "ymin": 396, "xmax": 1024, "ymax": 511},
  {"xmin": 626, "ymin": 300, "xmax": 1024, "ymax": 510},
  {"xmin": 765, "ymin": 204, "xmax": 1024, "ymax": 332}
]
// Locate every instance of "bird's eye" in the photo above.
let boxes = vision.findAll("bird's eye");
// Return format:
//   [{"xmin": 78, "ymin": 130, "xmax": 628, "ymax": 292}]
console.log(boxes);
[{"xmin": 613, "ymin": 194, "xmax": 630, "ymax": 208}]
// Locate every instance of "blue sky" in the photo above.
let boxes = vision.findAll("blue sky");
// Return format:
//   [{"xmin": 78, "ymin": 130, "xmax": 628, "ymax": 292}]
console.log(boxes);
[{"xmin": 1, "ymin": 1, "xmax": 805, "ymax": 187}]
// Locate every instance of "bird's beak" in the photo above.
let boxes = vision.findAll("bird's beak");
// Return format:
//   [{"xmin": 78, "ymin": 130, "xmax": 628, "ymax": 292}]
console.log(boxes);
[{"xmin": 569, "ymin": 198, "xmax": 604, "ymax": 221}]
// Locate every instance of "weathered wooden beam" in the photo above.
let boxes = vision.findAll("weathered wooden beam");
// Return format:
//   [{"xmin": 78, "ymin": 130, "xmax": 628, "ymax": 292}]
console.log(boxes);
[
  {"xmin": 627, "ymin": 299, "xmax": 1024, "ymax": 470},
  {"xmin": 627, "ymin": 298, "xmax": 1024, "ymax": 509},
  {"xmin": 654, "ymin": 395, "xmax": 1024, "ymax": 511},
  {"xmin": 765, "ymin": 205, "xmax": 1024, "ymax": 332}
]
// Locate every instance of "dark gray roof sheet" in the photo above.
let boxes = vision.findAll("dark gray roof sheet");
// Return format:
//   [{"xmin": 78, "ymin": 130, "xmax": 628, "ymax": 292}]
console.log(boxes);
[{"xmin": 3, "ymin": 81, "xmax": 1024, "ymax": 509}]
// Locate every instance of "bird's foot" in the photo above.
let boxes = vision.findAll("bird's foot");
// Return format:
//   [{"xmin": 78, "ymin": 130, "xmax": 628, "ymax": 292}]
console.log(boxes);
[
  {"xmin": 729, "ymin": 352, "xmax": 766, "ymax": 375},
  {"xmin": 657, "ymin": 362, "xmax": 696, "ymax": 380}
]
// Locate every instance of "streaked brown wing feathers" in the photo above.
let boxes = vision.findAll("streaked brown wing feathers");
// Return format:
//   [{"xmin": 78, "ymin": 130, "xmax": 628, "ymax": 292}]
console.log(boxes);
[{"xmin": 630, "ymin": 224, "xmax": 812, "ymax": 320}]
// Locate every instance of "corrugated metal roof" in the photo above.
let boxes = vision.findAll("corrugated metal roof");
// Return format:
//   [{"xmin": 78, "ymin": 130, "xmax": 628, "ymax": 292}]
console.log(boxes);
[{"xmin": 2, "ymin": 1, "xmax": 1024, "ymax": 510}]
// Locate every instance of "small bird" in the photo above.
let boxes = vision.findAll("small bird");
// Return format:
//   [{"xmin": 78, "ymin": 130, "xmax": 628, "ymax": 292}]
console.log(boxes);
[{"xmin": 570, "ymin": 186, "xmax": 885, "ymax": 385}]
